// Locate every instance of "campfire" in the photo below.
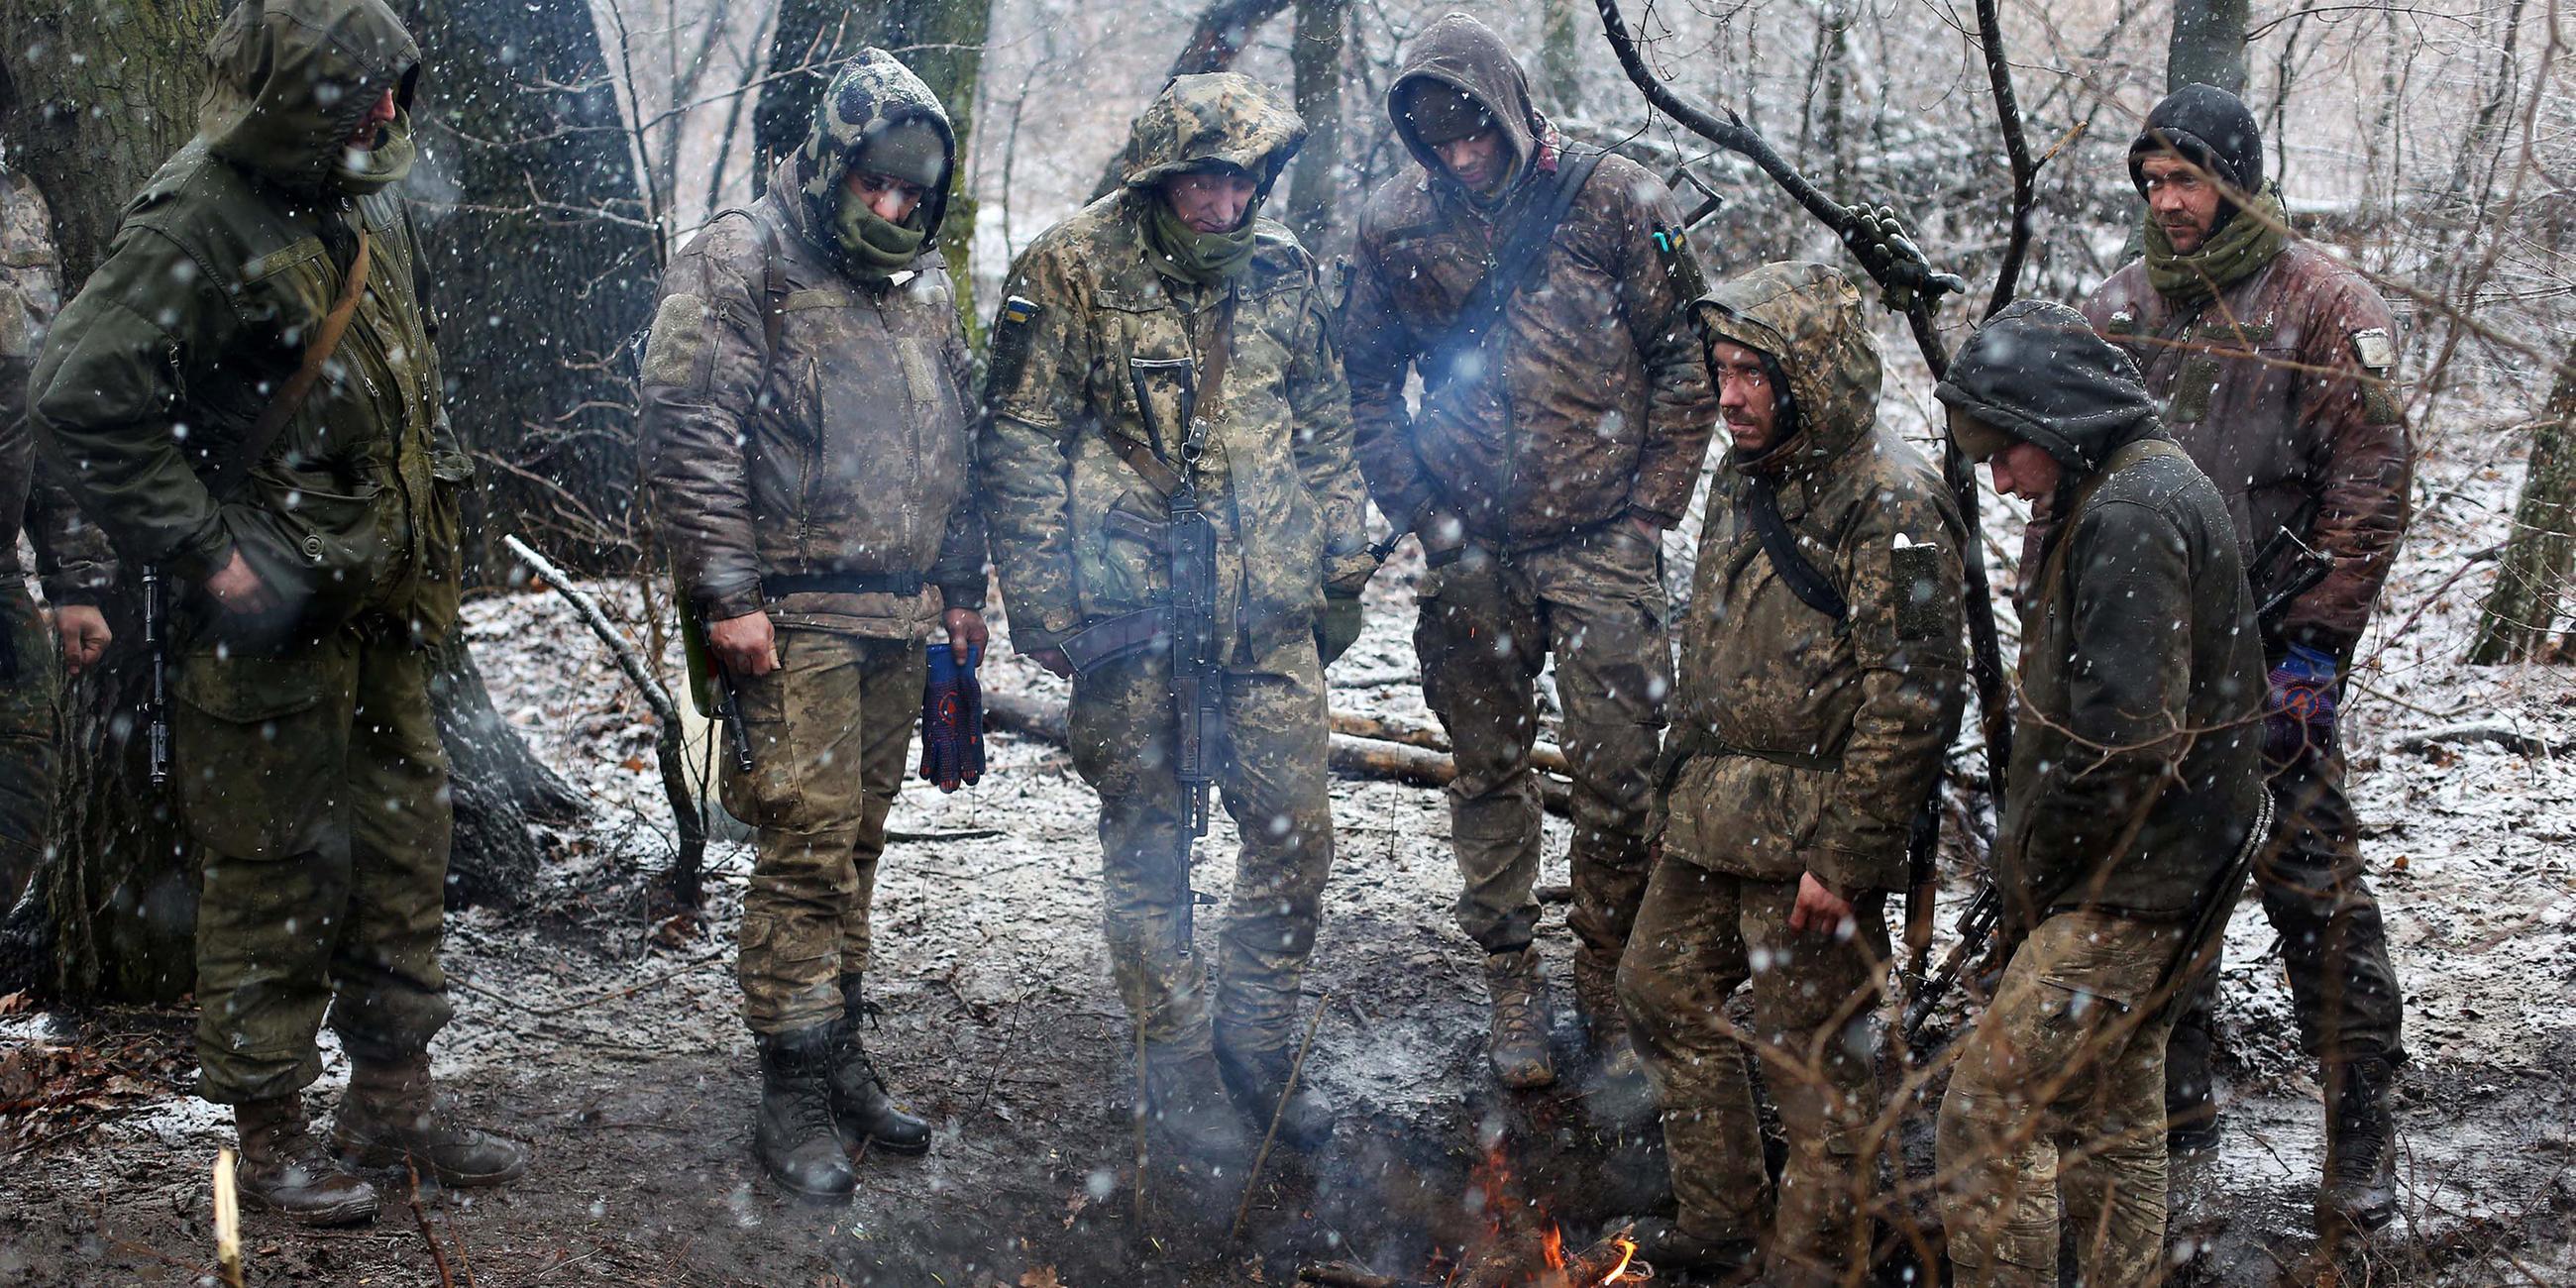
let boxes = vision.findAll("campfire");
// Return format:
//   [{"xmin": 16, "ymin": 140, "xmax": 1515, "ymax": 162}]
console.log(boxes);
[{"xmin": 1296, "ymin": 1147, "xmax": 1653, "ymax": 1287}]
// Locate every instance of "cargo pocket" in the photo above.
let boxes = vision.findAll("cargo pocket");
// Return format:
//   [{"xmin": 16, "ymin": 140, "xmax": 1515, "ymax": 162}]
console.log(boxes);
[{"xmin": 173, "ymin": 653, "xmax": 338, "ymax": 860}]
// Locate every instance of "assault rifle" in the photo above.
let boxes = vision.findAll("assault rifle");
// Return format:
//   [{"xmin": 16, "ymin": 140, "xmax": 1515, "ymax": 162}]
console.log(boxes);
[
  {"xmin": 1128, "ymin": 356, "xmax": 1224, "ymax": 959},
  {"xmin": 141, "ymin": 566, "xmax": 172, "ymax": 786}
]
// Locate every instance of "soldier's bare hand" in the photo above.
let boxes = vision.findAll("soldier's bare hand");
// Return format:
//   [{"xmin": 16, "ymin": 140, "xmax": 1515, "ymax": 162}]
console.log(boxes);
[
  {"xmin": 204, "ymin": 549, "xmax": 281, "ymax": 616},
  {"xmin": 1789, "ymin": 872, "xmax": 1857, "ymax": 939},
  {"xmin": 49, "ymin": 604, "xmax": 111, "ymax": 676},
  {"xmin": 709, "ymin": 610, "xmax": 781, "ymax": 677},
  {"xmin": 1025, "ymin": 647, "xmax": 1073, "ymax": 680},
  {"xmin": 942, "ymin": 607, "xmax": 989, "ymax": 664}
]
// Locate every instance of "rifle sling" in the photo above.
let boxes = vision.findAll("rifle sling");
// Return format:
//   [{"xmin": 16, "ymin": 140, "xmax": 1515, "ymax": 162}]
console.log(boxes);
[
  {"xmin": 1743, "ymin": 476, "xmax": 1848, "ymax": 622},
  {"xmin": 218, "ymin": 228, "xmax": 373, "ymax": 499},
  {"xmin": 1111, "ymin": 286, "xmax": 1239, "ymax": 501}
]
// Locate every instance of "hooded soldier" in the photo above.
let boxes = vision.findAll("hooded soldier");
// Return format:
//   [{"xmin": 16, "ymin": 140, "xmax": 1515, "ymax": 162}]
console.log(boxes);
[
  {"xmin": 1616, "ymin": 263, "xmax": 1965, "ymax": 1283},
  {"xmin": 1339, "ymin": 11, "xmax": 1718, "ymax": 1092},
  {"xmin": 2082, "ymin": 83, "xmax": 2413, "ymax": 1231},
  {"xmin": 1936, "ymin": 299, "xmax": 2264, "ymax": 1288},
  {"xmin": 979, "ymin": 72, "xmax": 1374, "ymax": 1174},
  {"xmin": 32, "ymin": 0, "xmax": 522, "ymax": 1225},
  {"xmin": 639, "ymin": 48, "xmax": 987, "ymax": 1198}
]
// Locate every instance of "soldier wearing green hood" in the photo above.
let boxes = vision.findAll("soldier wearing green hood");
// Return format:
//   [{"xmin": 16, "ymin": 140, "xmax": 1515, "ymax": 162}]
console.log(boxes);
[
  {"xmin": 980, "ymin": 73, "xmax": 1375, "ymax": 1171},
  {"xmin": 32, "ymin": 0, "xmax": 524, "ymax": 1226},
  {"xmin": 641, "ymin": 49, "xmax": 984, "ymax": 1198}
]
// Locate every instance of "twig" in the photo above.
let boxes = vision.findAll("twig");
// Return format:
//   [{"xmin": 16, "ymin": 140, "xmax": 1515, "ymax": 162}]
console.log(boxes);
[
  {"xmin": 1132, "ymin": 1019, "xmax": 1151, "ymax": 1238},
  {"xmin": 212, "ymin": 1147, "xmax": 245, "ymax": 1288},
  {"xmin": 406, "ymin": 1161, "xmax": 458, "ymax": 1288},
  {"xmin": 1231, "ymin": 992, "xmax": 1332, "ymax": 1243},
  {"xmin": 1974, "ymin": 0, "xmax": 2038, "ymax": 320}
]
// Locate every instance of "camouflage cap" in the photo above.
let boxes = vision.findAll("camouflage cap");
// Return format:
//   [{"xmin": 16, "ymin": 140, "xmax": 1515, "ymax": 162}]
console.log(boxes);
[{"xmin": 797, "ymin": 49, "xmax": 957, "ymax": 242}]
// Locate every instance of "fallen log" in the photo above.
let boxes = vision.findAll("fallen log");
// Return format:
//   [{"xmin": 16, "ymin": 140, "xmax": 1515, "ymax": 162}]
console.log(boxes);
[
  {"xmin": 985, "ymin": 690, "xmax": 1574, "ymax": 815},
  {"xmin": 1328, "ymin": 711, "xmax": 1574, "ymax": 780},
  {"xmin": 2394, "ymin": 721, "xmax": 2566, "ymax": 759}
]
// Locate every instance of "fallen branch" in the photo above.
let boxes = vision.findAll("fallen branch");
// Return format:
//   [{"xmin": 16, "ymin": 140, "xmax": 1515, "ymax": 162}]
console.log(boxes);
[
  {"xmin": 405, "ymin": 1161, "xmax": 458, "ymax": 1288},
  {"xmin": 503, "ymin": 535, "xmax": 708, "ymax": 906},
  {"xmin": 2394, "ymin": 721, "xmax": 2565, "ymax": 758},
  {"xmin": 1232, "ymin": 990, "xmax": 1329, "ymax": 1243},
  {"xmin": 984, "ymin": 691, "xmax": 1573, "ymax": 815}
]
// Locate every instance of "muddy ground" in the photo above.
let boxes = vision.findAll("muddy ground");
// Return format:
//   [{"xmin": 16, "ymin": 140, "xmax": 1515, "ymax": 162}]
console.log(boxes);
[{"xmin": 4, "ymin": 430, "xmax": 2573, "ymax": 1287}]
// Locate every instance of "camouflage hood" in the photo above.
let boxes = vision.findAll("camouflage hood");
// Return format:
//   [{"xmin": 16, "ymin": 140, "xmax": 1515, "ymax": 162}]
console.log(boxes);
[
  {"xmin": 1692, "ymin": 262, "xmax": 1882, "ymax": 477},
  {"xmin": 200, "ymin": 0, "xmax": 420, "ymax": 196},
  {"xmin": 1387, "ymin": 13, "xmax": 1548, "ymax": 204},
  {"xmin": 1935, "ymin": 299, "xmax": 2165, "ymax": 481},
  {"xmin": 1112, "ymin": 72, "xmax": 1306, "ymax": 200},
  {"xmin": 786, "ymin": 49, "xmax": 958, "ymax": 245}
]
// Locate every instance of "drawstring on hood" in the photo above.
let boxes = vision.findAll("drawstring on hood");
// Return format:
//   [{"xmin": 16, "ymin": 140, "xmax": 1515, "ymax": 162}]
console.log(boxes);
[
  {"xmin": 200, "ymin": 0, "xmax": 422, "ymax": 198},
  {"xmin": 1388, "ymin": 12, "xmax": 1556, "ymax": 210}
]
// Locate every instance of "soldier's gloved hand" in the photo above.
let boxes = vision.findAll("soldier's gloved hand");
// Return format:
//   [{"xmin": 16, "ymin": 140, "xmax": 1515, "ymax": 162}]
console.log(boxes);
[
  {"xmin": 1317, "ymin": 590, "xmax": 1365, "ymax": 668},
  {"xmin": 2263, "ymin": 642, "xmax": 2340, "ymax": 764},
  {"xmin": 919, "ymin": 642, "xmax": 984, "ymax": 793}
]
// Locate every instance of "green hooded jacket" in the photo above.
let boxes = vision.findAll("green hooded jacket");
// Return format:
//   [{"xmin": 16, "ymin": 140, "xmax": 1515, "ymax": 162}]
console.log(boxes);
[{"xmin": 32, "ymin": 0, "xmax": 463, "ymax": 648}]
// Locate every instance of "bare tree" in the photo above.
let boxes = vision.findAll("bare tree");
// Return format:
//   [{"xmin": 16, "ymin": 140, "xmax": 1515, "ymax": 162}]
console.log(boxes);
[
  {"xmin": 2169, "ymin": 0, "xmax": 2251, "ymax": 93},
  {"xmin": 1286, "ymin": 0, "xmax": 1350, "ymax": 246},
  {"xmin": 2471, "ymin": 348, "xmax": 2576, "ymax": 664}
]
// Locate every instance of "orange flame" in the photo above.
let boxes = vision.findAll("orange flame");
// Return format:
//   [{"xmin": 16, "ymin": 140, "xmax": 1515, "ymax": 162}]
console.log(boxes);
[
  {"xmin": 1595, "ymin": 1235, "xmax": 1639, "ymax": 1283},
  {"xmin": 1540, "ymin": 1225, "xmax": 1565, "ymax": 1270}
]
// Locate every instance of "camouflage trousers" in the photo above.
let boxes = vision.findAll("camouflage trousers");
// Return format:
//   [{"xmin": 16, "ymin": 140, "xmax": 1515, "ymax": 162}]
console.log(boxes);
[
  {"xmin": 1416, "ymin": 522, "xmax": 1667, "ymax": 988},
  {"xmin": 2169, "ymin": 739, "xmax": 2403, "ymax": 1112},
  {"xmin": 177, "ymin": 621, "xmax": 454, "ymax": 1105},
  {"xmin": 1066, "ymin": 641, "xmax": 1334, "ymax": 1056},
  {"xmin": 1937, "ymin": 911, "xmax": 2183, "ymax": 1288},
  {"xmin": 719, "ymin": 628, "xmax": 923, "ymax": 1036},
  {"xmin": 0, "ymin": 580, "xmax": 57, "ymax": 911},
  {"xmin": 1617, "ymin": 861, "xmax": 1888, "ymax": 1280}
]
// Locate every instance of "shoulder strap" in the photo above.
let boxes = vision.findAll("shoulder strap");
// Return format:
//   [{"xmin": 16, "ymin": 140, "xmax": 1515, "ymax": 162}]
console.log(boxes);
[
  {"xmin": 1421, "ymin": 152, "xmax": 1606, "ymax": 392},
  {"xmin": 1744, "ymin": 475, "xmax": 1848, "ymax": 621},
  {"xmin": 220, "ymin": 227, "xmax": 372, "ymax": 497},
  {"xmin": 714, "ymin": 205, "xmax": 788, "ymax": 363}
]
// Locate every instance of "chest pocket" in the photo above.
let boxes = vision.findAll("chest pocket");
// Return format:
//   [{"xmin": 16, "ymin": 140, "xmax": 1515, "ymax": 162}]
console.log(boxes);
[{"xmin": 1094, "ymin": 281, "xmax": 1199, "ymax": 457}]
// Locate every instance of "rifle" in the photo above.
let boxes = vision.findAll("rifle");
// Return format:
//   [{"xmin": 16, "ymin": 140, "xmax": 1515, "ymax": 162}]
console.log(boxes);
[
  {"xmin": 675, "ymin": 591, "xmax": 756, "ymax": 775},
  {"xmin": 1128, "ymin": 354, "xmax": 1225, "ymax": 959},
  {"xmin": 141, "ymin": 566, "xmax": 172, "ymax": 786}
]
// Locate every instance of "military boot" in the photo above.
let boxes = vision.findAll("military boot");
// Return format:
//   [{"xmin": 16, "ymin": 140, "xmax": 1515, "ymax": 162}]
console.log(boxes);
[
  {"xmin": 754, "ymin": 1026, "xmax": 861, "ymax": 1197},
  {"xmin": 830, "ymin": 974, "xmax": 931, "ymax": 1156},
  {"xmin": 1625, "ymin": 1218, "xmax": 1757, "ymax": 1279},
  {"xmin": 2318, "ymin": 1054, "xmax": 2398, "ymax": 1234},
  {"xmin": 2165, "ymin": 1020, "xmax": 2222, "ymax": 1153},
  {"xmin": 333, "ymin": 1058, "xmax": 531, "ymax": 1188},
  {"xmin": 1141, "ymin": 1039, "xmax": 1255, "ymax": 1171},
  {"xmin": 236, "ymin": 1096, "xmax": 380, "ymax": 1227},
  {"xmin": 1572, "ymin": 949, "xmax": 1643, "ymax": 1081},
  {"xmin": 1214, "ymin": 1029, "xmax": 1333, "ymax": 1151},
  {"xmin": 1482, "ymin": 946, "xmax": 1556, "ymax": 1090}
]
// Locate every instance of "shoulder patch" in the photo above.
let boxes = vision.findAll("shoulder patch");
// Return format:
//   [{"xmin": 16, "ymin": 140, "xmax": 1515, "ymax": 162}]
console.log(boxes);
[
  {"xmin": 2349, "ymin": 327, "xmax": 2396, "ymax": 373},
  {"xmin": 639, "ymin": 292, "xmax": 711, "ymax": 389}
]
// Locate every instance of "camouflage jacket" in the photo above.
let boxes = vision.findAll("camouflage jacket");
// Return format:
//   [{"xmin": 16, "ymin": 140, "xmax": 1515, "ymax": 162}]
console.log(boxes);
[
  {"xmin": 1661, "ymin": 264, "xmax": 1966, "ymax": 896},
  {"xmin": 979, "ymin": 73, "xmax": 1373, "ymax": 666},
  {"xmin": 2068, "ymin": 237, "xmax": 2413, "ymax": 657},
  {"xmin": 1342, "ymin": 12, "xmax": 1716, "ymax": 552},
  {"xmin": 33, "ymin": 0, "xmax": 464, "ymax": 646},
  {"xmin": 642, "ymin": 50, "xmax": 984, "ymax": 639},
  {"xmin": 0, "ymin": 167, "xmax": 113, "ymax": 601},
  {"xmin": 1941, "ymin": 301, "xmax": 2263, "ymax": 925}
]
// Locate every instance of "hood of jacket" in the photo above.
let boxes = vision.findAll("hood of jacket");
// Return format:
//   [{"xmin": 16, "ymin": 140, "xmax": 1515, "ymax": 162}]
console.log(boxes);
[
  {"xmin": 1935, "ymin": 299, "xmax": 2166, "ymax": 482},
  {"xmin": 200, "ymin": 0, "xmax": 419, "ymax": 196},
  {"xmin": 1111, "ymin": 71, "xmax": 1306, "ymax": 205},
  {"xmin": 1691, "ymin": 262, "xmax": 1881, "ymax": 477},
  {"xmin": 787, "ymin": 48, "xmax": 958, "ymax": 248},
  {"xmin": 1387, "ymin": 12, "xmax": 1545, "ymax": 205}
]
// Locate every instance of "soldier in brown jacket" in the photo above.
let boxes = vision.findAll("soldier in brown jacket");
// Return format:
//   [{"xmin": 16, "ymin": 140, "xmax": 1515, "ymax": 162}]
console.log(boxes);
[
  {"xmin": 641, "ymin": 50, "xmax": 982, "ymax": 1197},
  {"xmin": 2073, "ymin": 84, "xmax": 2414, "ymax": 1233},
  {"xmin": 1342, "ymin": 12, "xmax": 1717, "ymax": 1091},
  {"xmin": 1618, "ymin": 263, "xmax": 1965, "ymax": 1283}
]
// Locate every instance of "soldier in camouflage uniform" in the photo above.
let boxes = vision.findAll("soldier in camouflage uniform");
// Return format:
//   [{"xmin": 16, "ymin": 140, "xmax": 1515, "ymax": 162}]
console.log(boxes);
[
  {"xmin": 1, "ymin": 164, "xmax": 115, "ymax": 912},
  {"xmin": 641, "ymin": 49, "xmax": 981, "ymax": 1197},
  {"xmin": 1341, "ymin": 13, "xmax": 1717, "ymax": 1090},
  {"xmin": 1617, "ymin": 264, "xmax": 1966, "ymax": 1284},
  {"xmin": 33, "ymin": 0, "xmax": 525, "ymax": 1226},
  {"xmin": 1936, "ymin": 301, "xmax": 2264, "ymax": 1288},
  {"xmin": 980, "ymin": 73, "xmax": 1375, "ymax": 1168}
]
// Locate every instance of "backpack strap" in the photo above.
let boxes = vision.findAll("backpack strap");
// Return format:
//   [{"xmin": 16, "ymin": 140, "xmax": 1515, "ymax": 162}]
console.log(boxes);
[
  {"xmin": 1743, "ymin": 475, "xmax": 1848, "ymax": 622},
  {"xmin": 1419, "ymin": 152, "xmax": 1607, "ymax": 394}
]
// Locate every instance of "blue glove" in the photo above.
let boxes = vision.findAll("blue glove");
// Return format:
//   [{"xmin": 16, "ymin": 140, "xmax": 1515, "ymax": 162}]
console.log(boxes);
[
  {"xmin": 919, "ymin": 643, "xmax": 985, "ymax": 792},
  {"xmin": 2263, "ymin": 642, "xmax": 2339, "ymax": 764}
]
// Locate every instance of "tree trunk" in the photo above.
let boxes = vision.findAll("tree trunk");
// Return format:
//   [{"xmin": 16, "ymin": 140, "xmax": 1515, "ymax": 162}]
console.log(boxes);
[
  {"xmin": 0, "ymin": 0, "xmax": 580, "ymax": 1000},
  {"xmin": 753, "ymin": 0, "xmax": 994, "ymax": 338},
  {"xmin": 1085, "ymin": 0, "xmax": 1296, "ymax": 202},
  {"xmin": 403, "ymin": 0, "xmax": 660, "ymax": 572},
  {"xmin": 1539, "ymin": 0, "xmax": 1584, "ymax": 117},
  {"xmin": 1284, "ymin": 0, "xmax": 1347, "ymax": 248},
  {"xmin": 2470, "ymin": 350, "xmax": 2576, "ymax": 665},
  {"xmin": 2168, "ymin": 0, "xmax": 2251, "ymax": 94}
]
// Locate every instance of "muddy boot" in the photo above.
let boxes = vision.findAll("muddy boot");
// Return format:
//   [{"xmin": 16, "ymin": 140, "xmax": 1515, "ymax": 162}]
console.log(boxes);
[
  {"xmin": 2165, "ymin": 1020, "xmax": 2222, "ymax": 1153},
  {"xmin": 236, "ymin": 1096, "xmax": 380, "ymax": 1227},
  {"xmin": 1214, "ymin": 1033, "xmax": 1333, "ymax": 1151},
  {"xmin": 1141, "ymin": 1040, "xmax": 1254, "ymax": 1172},
  {"xmin": 2319, "ymin": 1054, "xmax": 2398, "ymax": 1234},
  {"xmin": 1482, "ymin": 946, "xmax": 1556, "ymax": 1090},
  {"xmin": 1572, "ymin": 949, "xmax": 1644, "ymax": 1081},
  {"xmin": 1626, "ymin": 1218, "xmax": 1756, "ymax": 1279},
  {"xmin": 829, "ymin": 974, "xmax": 931, "ymax": 1156},
  {"xmin": 754, "ymin": 1026, "xmax": 860, "ymax": 1197},
  {"xmin": 333, "ymin": 1058, "xmax": 531, "ymax": 1188}
]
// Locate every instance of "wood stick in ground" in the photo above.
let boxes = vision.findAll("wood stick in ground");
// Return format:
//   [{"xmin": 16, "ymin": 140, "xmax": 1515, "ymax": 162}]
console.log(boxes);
[
  {"xmin": 405, "ymin": 1161, "xmax": 458, "ymax": 1288},
  {"xmin": 212, "ymin": 1147, "xmax": 244, "ymax": 1288},
  {"xmin": 1231, "ymin": 991, "xmax": 1330, "ymax": 1243}
]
